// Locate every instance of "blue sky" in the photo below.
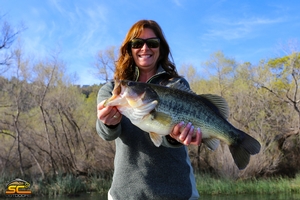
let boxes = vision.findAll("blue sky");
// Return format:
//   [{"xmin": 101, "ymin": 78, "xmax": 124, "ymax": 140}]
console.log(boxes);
[{"xmin": 1, "ymin": 0, "xmax": 299, "ymax": 85}]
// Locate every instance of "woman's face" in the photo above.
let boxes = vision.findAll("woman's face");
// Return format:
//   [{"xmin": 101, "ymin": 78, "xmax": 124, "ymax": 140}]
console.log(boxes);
[{"xmin": 131, "ymin": 28, "xmax": 160, "ymax": 72}]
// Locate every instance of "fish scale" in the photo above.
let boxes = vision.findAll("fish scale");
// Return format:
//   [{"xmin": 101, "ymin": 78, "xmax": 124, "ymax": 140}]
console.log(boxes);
[
  {"xmin": 153, "ymin": 85, "xmax": 236, "ymax": 144},
  {"xmin": 104, "ymin": 80, "xmax": 261, "ymax": 170}
]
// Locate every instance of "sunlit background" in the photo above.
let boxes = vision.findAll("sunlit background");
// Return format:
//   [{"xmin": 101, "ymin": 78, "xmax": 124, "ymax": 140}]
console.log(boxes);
[{"xmin": 1, "ymin": 0, "xmax": 300, "ymax": 85}]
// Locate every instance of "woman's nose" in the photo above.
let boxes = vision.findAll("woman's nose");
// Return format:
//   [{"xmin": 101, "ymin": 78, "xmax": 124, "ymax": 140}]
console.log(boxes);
[{"xmin": 140, "ymin": 43, "xmax": 150, "ymax": 50}]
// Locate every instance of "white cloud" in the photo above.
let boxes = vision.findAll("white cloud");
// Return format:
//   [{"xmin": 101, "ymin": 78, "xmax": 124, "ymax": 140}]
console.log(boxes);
[
  {"xmin": 48, "ymin": 0, "xmax": 65, "ymax": 16},
  {"xmin": 202, "ymin": 17, "xmax": 284, "ymax": 40},
  {"xmin": 171, "ymin": 0, "xmax": 182, "ymax": 6}
]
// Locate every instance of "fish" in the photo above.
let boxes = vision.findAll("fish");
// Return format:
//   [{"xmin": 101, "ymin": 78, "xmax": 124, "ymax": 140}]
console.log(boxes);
[
  {"xmin": 104, "ymin": 80, "xmax": 261, "ymax": 170},
  {"xmin": 6, "ymin": 178, "xmax": 30, "ymax": 188}
]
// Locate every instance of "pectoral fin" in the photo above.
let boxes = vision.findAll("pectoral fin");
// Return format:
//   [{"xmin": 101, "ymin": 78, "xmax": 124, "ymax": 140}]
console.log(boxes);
[{"xmin": 149, "ymin": 132, "xmax": 163, "ymax": 147}]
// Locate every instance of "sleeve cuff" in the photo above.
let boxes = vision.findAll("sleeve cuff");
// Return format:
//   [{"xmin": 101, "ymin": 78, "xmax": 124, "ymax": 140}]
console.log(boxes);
[{"xmin": 162, "ymin": 135, "xmax": 183, "ymax": 148}]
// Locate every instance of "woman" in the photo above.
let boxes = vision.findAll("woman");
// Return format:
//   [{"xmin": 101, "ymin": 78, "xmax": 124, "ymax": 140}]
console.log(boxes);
[{"xmin": 96, "ymin": 19, "xmax": 202, "ymax": 200}]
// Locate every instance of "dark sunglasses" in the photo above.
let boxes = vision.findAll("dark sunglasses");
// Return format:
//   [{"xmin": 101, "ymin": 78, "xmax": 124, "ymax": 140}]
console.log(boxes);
[{"xmin": 130, "ymin": 38, "xmax": 160, "ymax": 49}]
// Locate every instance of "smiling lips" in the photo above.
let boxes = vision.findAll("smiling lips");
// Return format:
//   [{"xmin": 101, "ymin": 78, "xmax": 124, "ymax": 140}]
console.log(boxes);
[{"xmin": 139, "ymin": 54, "xmax": 152, "ymax": 58}]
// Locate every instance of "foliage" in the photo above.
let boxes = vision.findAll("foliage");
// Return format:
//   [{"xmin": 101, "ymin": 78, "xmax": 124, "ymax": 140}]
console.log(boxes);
[
  {"xmin": 0, "ymin": 45, "xmax": 115, "ymax": 180},
  {"xmin": 1, "ymin": 49, "xmax": 300, "ymax": 180},
  {"xmin": 0, "ymin": 172, "xmax": 112, "ymax": 197},
  {"xmin": 187, "ymin": 50, "xmax": 299, "ymax": 179}
]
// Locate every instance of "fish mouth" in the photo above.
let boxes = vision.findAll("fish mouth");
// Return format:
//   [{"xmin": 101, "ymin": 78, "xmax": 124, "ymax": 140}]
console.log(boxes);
[
  {"xmin": 120, "ymin": 80, "xmax": 159, "ymax": 108},
  {"xmin": 104, "ymin": 80, "xmax": 149, "ymax": 108},
  {"xmin": 104, "ymin": 80, "xmax": 156, "ymax": 108},
  {"xmin": 103, "ymin": 96, "xmax": 120, "ymax": 107},
  {"xmin": 104, "ymin": 80, "xmax": 125, "ymax": 107}
]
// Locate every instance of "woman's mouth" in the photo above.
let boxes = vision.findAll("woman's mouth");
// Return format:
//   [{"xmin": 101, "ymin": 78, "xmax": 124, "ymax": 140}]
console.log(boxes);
[{"xmin": 138, "ymin": 55, "xmax": 152, "ymax": 58}]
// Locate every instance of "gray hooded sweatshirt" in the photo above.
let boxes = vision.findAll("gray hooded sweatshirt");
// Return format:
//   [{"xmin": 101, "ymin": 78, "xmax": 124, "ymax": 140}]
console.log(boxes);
[{"xmin": 96, "ymin": 67, "xmax": 199, "ymax": 200}]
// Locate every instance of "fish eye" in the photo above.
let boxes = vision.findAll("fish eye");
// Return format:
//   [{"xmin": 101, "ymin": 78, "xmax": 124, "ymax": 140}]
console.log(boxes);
[{"xmin": 127, "ymin": 81, "xmax": 136, "ymax": 86}]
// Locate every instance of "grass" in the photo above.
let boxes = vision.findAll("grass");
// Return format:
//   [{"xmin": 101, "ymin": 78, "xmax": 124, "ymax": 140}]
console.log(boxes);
[
  {"xmin": 0, "ymin": 172, "xmax": 112, "ymax": 197},
  {"xmin": 195, "ymin": 173, "xmax": 300, "ymax": 195},
  {"xmin": 1, "ymin": 172, "xmax": 300, "ymax": 197},
  {"xmin": 36, "ymin": 173, "xmax": 88, "ymax": 197}
]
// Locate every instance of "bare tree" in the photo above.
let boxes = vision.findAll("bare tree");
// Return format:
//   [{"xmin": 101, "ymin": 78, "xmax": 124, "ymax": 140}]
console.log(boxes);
[
  {"xmin": 0, "ymin": 15, "xmax": 21, "ymax": 73},
  {"xmin": 0, "ymin": 44, "xmax": 38, "ymax": 176},
  {"xmin": 94, "ymin": 46, "xmax": 117, "ymax": 82}
]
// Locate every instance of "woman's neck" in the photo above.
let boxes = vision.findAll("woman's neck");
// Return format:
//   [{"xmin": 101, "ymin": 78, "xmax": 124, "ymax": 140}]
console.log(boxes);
[{"xmin": 137, "ymin": 67, "xmax": 157, "ymax": 83}]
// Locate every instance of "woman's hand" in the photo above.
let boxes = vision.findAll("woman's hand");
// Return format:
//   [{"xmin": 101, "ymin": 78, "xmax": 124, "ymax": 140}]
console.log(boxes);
[
  {"xmin": 169, "ymin": 122, "xmax": 202, "ymax": 146},
  {"xmin": 97, "ymin": 100, "xmax": 122, "ymax": 126}
]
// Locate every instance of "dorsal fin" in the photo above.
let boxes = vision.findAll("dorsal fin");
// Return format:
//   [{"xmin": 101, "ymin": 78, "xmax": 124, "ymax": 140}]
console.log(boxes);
[
  {"xmin": 164, "ymin": 78, "xmax": 195, "ymax": 94},
  {"xmin": 199, "ymin": 94, "xmax": 229, "ymax": 119}
]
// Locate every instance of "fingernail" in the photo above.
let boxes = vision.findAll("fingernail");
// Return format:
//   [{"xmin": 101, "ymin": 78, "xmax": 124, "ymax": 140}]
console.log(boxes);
[{"xmin": 179, "ymin": 121, "xmax": 185, "ymax": 126}]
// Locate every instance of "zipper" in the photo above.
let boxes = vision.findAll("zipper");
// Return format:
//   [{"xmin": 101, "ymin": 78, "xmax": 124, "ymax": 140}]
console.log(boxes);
[
  {"xmin": 133, "ymin": 65, "xmax": 167, "ymax": 84},
  {"xmin": 146, "ymin": 71, "xmax": 167, "ymax": 83}
]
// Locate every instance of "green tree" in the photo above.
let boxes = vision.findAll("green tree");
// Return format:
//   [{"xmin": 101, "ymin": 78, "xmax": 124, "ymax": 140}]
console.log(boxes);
[{"xmin": 203, "ymin": 51, "xmax": 237, "ymax": 96}]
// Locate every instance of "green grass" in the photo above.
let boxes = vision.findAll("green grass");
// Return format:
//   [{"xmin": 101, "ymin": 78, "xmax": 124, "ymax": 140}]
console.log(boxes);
[
  {"xmin": 1, "ymin": 172, "xmax": 300, "ymax": 197},
  {"xmin": 37, "ymin": 173, "xmax": 87, "ymax": 197},
  {"xmin": 0, "ymin": 172, "xmax": 112, "ymax": 197},
  {"xmin": 195, "ymin": 173, "xmax": 300, "ymax": 195}
]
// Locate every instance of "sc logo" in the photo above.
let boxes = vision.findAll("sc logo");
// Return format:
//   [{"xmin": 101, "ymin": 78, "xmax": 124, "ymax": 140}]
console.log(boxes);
[{"xmin": 5, "ymin": 178, "xmax": 32, "ymax": 197}]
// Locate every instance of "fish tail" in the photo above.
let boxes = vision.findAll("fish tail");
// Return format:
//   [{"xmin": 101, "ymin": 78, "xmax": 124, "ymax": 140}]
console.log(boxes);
[{"xmin": 229, "ymin": 129, "xmax": 261, "ymax": 170}]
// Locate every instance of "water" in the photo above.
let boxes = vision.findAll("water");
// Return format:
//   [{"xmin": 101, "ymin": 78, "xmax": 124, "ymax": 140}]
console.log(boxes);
[{"xmin": 28, "ymin": 192, "xmax": 300, "ymax": 200}]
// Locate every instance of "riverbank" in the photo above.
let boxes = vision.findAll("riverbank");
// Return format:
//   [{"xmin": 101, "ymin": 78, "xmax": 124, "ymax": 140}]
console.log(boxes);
[
  {"xmin": 1, "ymin": 173, "xmax": 300, "ymax": 197},
  {"xmin": 196, "ymin": 173, "xmax": 300, "ymax": 195},
  {"xmin": 0, "ymin": 173, "xmax": 111, "ymax": 197}
]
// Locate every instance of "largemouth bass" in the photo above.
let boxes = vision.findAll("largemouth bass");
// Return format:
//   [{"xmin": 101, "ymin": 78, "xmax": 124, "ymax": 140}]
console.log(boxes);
[{"xmin": 104, "ymin": 80, "xmax": 261, "ymax": 169}]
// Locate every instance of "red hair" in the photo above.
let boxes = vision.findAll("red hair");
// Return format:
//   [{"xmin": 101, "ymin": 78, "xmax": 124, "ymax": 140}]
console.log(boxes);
[{"xmin": 114, "ymin": 20, "xmax": 179, "ymax": 80}]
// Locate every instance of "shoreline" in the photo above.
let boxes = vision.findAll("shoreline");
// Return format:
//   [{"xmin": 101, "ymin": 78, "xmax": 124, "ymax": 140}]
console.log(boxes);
[{"xmin": 1, "ymin": 172, "xmax": 300, "ymax": 197}]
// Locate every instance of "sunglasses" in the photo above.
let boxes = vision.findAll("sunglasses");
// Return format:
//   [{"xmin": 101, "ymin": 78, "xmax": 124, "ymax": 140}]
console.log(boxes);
[{"xmin": 130, "ymin": 38, "xmax": 160, "ymax": 49}]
